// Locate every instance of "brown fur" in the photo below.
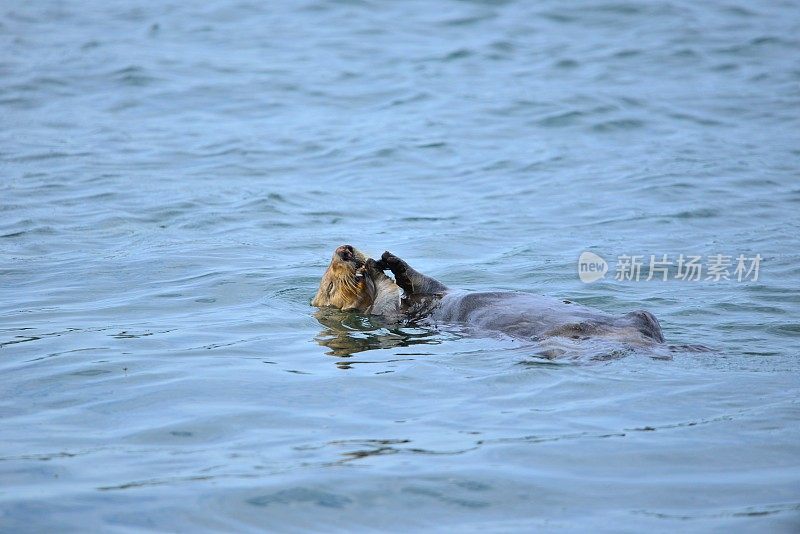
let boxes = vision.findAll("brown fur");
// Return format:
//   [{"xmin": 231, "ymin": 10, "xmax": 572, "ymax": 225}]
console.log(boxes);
[
  {"xmin": 311, "ymin": 246, "xmax": 374, "ymax": 311},
  {"xmin": 312, "ymin": 245, "xmax": 403, "ymax": 316}
]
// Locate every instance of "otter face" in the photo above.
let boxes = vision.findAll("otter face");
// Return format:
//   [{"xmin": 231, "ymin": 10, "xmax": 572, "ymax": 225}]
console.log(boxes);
[{"xmin": 311, "ymin": 244, "xmax": 376, "ymax": 311}]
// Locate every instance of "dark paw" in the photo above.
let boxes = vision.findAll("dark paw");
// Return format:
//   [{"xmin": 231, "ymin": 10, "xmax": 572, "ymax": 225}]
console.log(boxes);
[
  {"xmin": 366, "ymin": 258, "xmax": 386, "ymax": 273},
  {"xmin": 381, "ymin": 251, "xmax": 406, "ymax": 271}
]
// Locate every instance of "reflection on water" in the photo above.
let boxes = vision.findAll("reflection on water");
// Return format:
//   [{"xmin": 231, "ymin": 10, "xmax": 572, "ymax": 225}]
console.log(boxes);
[{"xmin": 313, "ymin": 307, "xmax": 450, "ymax": 359}]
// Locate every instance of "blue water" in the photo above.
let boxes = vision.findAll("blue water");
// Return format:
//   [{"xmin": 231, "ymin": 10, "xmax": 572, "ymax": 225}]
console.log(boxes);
[{"xmin": 2, "ymin": 0, "xmax": 800, "ymax": 531}]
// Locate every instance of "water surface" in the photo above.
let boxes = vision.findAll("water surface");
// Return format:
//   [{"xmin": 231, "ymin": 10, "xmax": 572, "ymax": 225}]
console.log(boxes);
[{"xmin": 2, "ymin": 0, "xmax": 800, "ymax": 531}]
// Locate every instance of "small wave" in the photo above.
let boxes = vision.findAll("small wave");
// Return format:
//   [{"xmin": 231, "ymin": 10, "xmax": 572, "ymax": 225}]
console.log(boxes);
[
  {"xmin": 672, "ymin": 207, "xmax": 719, "ymax": 219},
  {"xmin": 591, "ymin": 118, "xmax": 645, "ymax": 132},
  {"xmin": 110, "ymin": 65, "xmax": 157, "ymax": 86}
]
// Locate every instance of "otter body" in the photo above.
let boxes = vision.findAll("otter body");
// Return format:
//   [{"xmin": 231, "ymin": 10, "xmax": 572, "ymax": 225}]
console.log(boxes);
[
  {"xmin": 431, "ymin": 291, "xmax": 663, "ymax": 343},
  {"xmin": 313, "ymin": 246, "xmax": 664, "ymax": 345}
]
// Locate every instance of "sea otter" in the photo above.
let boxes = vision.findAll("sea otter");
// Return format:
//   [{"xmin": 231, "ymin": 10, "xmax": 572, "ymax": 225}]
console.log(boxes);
[{"xmin": 312, "ymin": 245, "xmax": 665, "ymax": 345}]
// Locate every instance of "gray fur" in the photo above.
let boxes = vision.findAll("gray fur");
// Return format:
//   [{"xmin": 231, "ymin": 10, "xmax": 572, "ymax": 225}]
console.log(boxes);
[{"xmin": 370, "ymin": 251, "xmax": 664, "ymax": 345}]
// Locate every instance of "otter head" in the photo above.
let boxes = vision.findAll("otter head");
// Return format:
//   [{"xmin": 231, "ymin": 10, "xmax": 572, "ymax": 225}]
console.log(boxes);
[{"xmin": 311, "ymin": 244, "xmax": 376, "ymax": 311}]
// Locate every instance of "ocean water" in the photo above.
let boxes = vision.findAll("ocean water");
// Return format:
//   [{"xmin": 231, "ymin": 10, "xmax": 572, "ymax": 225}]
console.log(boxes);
[{"xmin": 2, "ymin": 0, "xmax": 800, "ymax": 531}]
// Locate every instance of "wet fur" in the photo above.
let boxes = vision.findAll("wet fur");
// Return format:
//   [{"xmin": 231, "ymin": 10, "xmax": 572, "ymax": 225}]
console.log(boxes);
[{"xmin": 312, "ymin": 247, "xmax": 402, "ymax": 314}]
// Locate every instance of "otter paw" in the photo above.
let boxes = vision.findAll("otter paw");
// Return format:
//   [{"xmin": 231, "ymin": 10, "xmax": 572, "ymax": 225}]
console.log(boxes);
[
  {"xmin": 365, "ymin": 258, "xmax": 386, "ymax": 273},
  {"xmin": 381, "ymin": 251, "xmax": 407, "ymax": 272}
]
